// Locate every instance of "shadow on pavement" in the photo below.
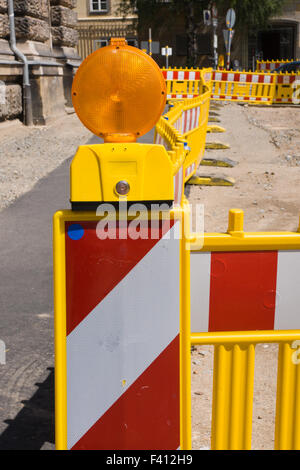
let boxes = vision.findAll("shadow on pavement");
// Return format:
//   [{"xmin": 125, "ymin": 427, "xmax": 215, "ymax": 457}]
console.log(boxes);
[{"xmin": 0, "ymin": 368, "xmax": 54, "ymax": 450}]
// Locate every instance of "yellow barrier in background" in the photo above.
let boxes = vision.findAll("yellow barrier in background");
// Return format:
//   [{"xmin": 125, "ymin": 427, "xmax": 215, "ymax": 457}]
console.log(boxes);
[
  {"xmin": 162, "ymin": 66, "xmax": 300, "ymax": 106},
  {"xmin": 155, "ymin": 68, "xmax": 211, "ymax": 184},
  {"xmin": 256, "ymin": 59, "xmax": 297, "ymax": 72}
]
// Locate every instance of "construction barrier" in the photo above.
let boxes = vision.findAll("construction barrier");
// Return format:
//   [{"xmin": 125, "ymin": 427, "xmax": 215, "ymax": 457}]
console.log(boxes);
[
  {"xmin": 162, "ymin": 67, "xmax": 300, "ymax": 106},
  {"xmin": 161, "ymin": 67, "xmax": 212, "ymax": 100},
  {"xmin": 256, "ymin": 59, "xmax": 296, "ymax": 72},
  {"xmin": 54, "ymin": 38, "xmax": 192, "ymax": 450},
  {"xmin": 211, "ymin": 70, "xmax": 276, "ymax": 104},
  {"xmin": 53, "ymin": 39, "xmax": 300, "ymax": 450},
  {"xmin": 274, "ymin": 72, "xmax": 300, "ymax": 104},
  {"xmin": 190, "ymin": 209, "xmax": 300, "ymax": 450},
  {"xmin": 154, "ymin": 70, "xmax": 211, "ymax": 186}
]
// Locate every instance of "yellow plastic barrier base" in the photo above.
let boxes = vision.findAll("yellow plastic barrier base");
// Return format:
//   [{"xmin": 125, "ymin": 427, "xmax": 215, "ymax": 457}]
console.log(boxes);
[
  {"xmin": 200, "ymin": 157, "xmax": 237, "ymax": 168},
  {"xmin": 187, "ymin": 174, "xmax": 235, "ymax": 186},
  {"xmin": 208, "ymin": 117, "xmax": 221, "ymax": 123},
  {"xmin": 205, "ymin": 142, "xmax": 230, "ymax": 150},
  {"xmin": 207, "ymin": 125, "xmax": 226, "ymax": 133}
]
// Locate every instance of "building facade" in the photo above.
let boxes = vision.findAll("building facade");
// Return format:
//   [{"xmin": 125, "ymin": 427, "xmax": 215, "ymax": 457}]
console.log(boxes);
[
  {"xmin": 75, "ymin": 0, "xmax": 137, "ymax": 59},
  {"xmin": 0, "ymin": 0, "xmax": 81, "ymax": 124}
]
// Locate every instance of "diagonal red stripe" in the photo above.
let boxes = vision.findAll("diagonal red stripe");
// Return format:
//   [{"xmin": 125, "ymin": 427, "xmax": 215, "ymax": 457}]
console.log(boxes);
[
  {"xmin": 71, "ymin": 335, "xmax": 180, "ymax": 450},
  {"xmin": 66, "ymin": 220, "xmax": 175, "ymax": 335},
  {"xmin": 209, "ymin": 251, "xmax": 278, "ymax": 332}
]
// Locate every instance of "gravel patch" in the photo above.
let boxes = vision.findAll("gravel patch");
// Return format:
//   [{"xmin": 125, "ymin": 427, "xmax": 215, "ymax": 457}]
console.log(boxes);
[{"xmin": 0, "ymin": 114, "xmax": 92, "ymax": 211}]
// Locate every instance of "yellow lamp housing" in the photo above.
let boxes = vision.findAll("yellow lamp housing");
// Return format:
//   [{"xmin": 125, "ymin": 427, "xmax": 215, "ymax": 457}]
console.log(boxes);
[{"xmin": 70, "ymin": 143, "xmax": 174, "ymax": 210}]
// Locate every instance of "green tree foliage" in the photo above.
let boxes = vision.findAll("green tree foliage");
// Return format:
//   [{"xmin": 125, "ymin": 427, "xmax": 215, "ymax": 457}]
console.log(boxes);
[{"xmin": 119, "ymin": 0, "xmax": 285, "ymax": 66}]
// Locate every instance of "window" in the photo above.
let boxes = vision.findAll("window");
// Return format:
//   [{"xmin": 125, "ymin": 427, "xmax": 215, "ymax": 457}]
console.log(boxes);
[
  {"xmin": 90, "ymin": 0, "xmax": 108, "ymax": 13},
  {"xmin": 94, "ymin": 39, "xmax": 109, "ymax": 50}
]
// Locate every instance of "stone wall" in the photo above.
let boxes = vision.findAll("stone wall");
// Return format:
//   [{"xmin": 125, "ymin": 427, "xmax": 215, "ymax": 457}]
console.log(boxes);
[
  {"xmin": 0, "ymin": 0, "xmax": 80, "ymax": 124},
  {"xmin": 51, "ymin": 0, "xmax": 78, "ymax": 47}
]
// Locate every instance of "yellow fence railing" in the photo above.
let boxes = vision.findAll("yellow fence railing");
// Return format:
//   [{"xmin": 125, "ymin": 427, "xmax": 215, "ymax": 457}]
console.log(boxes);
[
  {"xmin": 189, "ymin": 208, "xmax": 300, "ymax": 450},
  {"xmin": 155, "ymin": 68, "xmax": 211, "ymax": 189},
  {"xmin": 256, "ymin": 59, "xmax": 297, "ymax": 72},
  {"xmin": 161, "ymin": 66, "xmax": 300, "ymax": 106}
]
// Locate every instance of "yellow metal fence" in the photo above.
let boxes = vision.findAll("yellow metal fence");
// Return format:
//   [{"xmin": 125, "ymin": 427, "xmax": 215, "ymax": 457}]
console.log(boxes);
[
  {"xmin": 154, "ymin": 68, "xmax": 211, "ymax": 182},
  {"xmin": 191, "ymin": 330, "xmax": 300, "ymax": 450},
  {"xmin": 189, "ymin": 209, "xmax": 300, "ymax": 449},
  {"xmin": 161, "ymin": 66, "xmax": 300, "ymax": 105}
]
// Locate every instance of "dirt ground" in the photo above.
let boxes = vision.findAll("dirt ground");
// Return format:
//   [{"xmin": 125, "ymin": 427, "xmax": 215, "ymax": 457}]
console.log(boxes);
[
  {"xmin": 0, "ymin": 102, "xmax": 299, "ymax": 450},
  {"xmin": 0, "ymin": 115, "xmax": 91, "ymax": 210},
  {"xmin": 189, "ymin": 102, "xmax": 300, "ymax": 450}
]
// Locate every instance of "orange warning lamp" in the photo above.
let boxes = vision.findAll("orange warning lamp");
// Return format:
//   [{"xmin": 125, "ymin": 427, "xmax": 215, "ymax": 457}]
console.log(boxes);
[{"xmin": 72, "ymin": 38, "xmax": 167, "ymax": 142}]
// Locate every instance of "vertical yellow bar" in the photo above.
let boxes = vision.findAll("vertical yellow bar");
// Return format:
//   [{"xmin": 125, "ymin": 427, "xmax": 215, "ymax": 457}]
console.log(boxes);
[
  {"xmin": 179, "ymin": 203, "xmax": 192, "ymax": 450},
  {"xmin": 211, "ymin": 343, "xmax": 255, "ymax": 450},
  {"xmin": 275, "ymin": 342, "xmax": 300, "ymax": 450},
  {"xmin": 53, "ymin": 211, "xmax": 68, "ymax": 450}
]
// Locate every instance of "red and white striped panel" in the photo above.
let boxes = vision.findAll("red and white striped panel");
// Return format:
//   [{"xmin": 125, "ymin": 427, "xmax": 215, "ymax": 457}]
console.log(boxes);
[
  {"xmin": 167, "ymin": 94, "xmax": 199, "ymax": 100},
  {"xmin": 258, "ymin": 62, "xmax": 282, "ymax": 72},
  {"xmin": 191, "ymin": 250, "xmax": 300, "ymax": 332},
  {"xmin": 173, "ymin": 166, "xmax": 183, "ymax": 206},
  {"xmin": 65, "ymin": 220, "xmax": 180, "ymax": 449},
  {"xmin": 162, "ymin": 70, "xmax": 201, "ymax": 81},
  {"xmin": 211, "ymin": 95, "xmax": 270, "ymax": 102},
  {"xmin": 213, "ymin": 71, "xmax": 273, "ymax": 84},
  {"xmin": 277, "ymin": 74, "xmax": 296, "ymax": 85},
  {"xmin": 185, "ymin": 163, "xmax": 196, "ymax": 179},
  {"xmin": 155, "ymin": 132, "xmax": 170, "ymax": 149},
  {"xmin": 182, "ymin": 107, "xmax": 200, "ymax": 134},
  {"xmin": 173, "ymin": 118, "xmax": 181, "ymax": 132}
]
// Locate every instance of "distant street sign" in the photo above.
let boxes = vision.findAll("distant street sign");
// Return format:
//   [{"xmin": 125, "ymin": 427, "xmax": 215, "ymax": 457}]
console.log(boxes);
[
  {"xmin": 203, "ymin": 9, "xmax": 211, "ymax": 25},
  {"xmin": 226, "ymin": 8, "xmax": 236, "ymax": 29},
  {"xmin": 162, "ymin": 47, "xmax": 172, "ymax": 56},
  {"xmin": 141, "ymin": 41, "xmax": 160, "ymax": 54}
]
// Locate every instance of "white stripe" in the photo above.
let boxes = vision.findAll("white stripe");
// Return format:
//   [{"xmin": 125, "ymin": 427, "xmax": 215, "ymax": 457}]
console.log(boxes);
[
  {"xmin": 215, "ymin": 72, "xmax": 222, "ymax": 81},
  {"xmin": 264, "ymin": 75, "xmax": 271, "ymax": 84},
  {"xmin": 190, "ymin": 252, "xmax": 211, "ymax": 333},
  {"xmin": 252, "ymin": 75, "xmax": 259, "ymax": 83},
  {"xmin": 228, "ymin": 73, "xmax": 234, "ymax": 82},
  {"xmin": 283, "ymin": 76, "xmax": 291, "ymax": 84},
  {"xmin": 274, "ymin": 251, "xmax": 300, "ymax": 330},
  {"xmin": 189, "ymin": 71, "xmax": 195, "ymax": 80},
  {"xmin": 67, "ymin": 225, "xmax": 180, "ymax": 449},
  {"xmin": 167, "ymin": 71, "xmax": 173, "ymax": 80},
  {"xmin": 177, "ymin": 166, "xmax": 183, "ymax": 205},
  {"xmin": 178, "ymin": 71, "xmax": 184, "ymax": 80}
]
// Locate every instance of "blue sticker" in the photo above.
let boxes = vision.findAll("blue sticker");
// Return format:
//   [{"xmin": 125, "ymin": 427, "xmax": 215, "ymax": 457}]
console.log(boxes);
[{"xmin": 68, "ymin": 224, "xmax": 84, "ymax": 240}]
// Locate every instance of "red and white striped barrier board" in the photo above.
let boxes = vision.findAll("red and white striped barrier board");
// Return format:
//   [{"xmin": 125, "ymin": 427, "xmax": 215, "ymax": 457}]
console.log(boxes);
[
  {"xmin": 182, "ymin": 107, "xmax": 200, "ymax": 134},
  {"xmin": 173, "ymin": 166, "xmax": 183, "ymax": 206},
  {"xmin": 213, "ymin": 71, "xmax": 274, "ymax": 84},
  {"xmin": 162, "ymin": 70, "xmax": 201, "ymax": 81},
  {"xmin": 258, "ymin": 61, "xmax": 282, "ymax": 72},
  {"xmin": 65, "ymin": 220, "xmax": 180, "ymax": 449},
  {"xmin": 185, "ymin": 163, "xmax": 196, "ymax": 179},
  {"xmin": 167, "ymin": 94, "xmax": 199, "ymax": 100},
  {"xmin": 155, "ymin": 132, "xmax": 171, "ymax": 149},
  {"xmin": 191, "ymin": 250, "xmax": 300, "ymax": 332}
]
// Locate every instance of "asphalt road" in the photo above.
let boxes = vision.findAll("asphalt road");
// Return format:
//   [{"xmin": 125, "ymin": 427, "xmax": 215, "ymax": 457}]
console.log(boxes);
[{"xmin": 0, "ymin": 127, "xmax": 154, "ymax": 450}]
